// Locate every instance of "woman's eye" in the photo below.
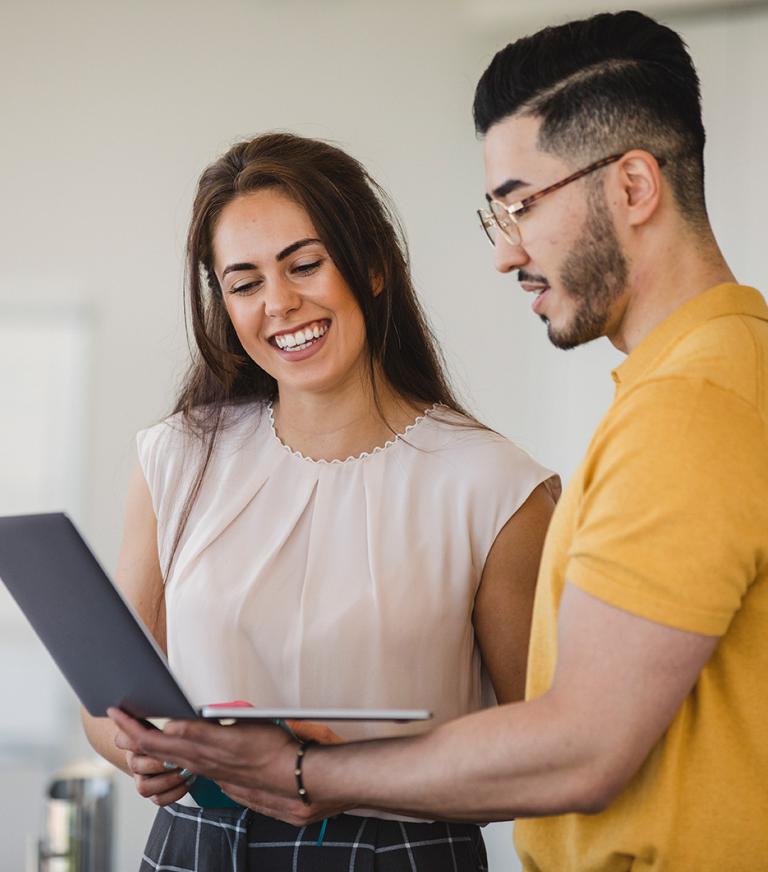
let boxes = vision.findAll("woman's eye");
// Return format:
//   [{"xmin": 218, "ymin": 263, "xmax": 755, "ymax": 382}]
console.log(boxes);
[
  {"xmin": 230, "ymin": 280, "xmax": 262, "ymax": 295},
  {"xmin": 293, "ymin": 260, "xmax": 322, "ymax": 275}
]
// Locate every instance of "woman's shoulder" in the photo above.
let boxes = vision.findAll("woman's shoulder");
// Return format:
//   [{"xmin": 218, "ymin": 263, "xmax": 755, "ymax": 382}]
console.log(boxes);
[
  {"xmin": 137, "ymin": 399, "xmax": 268, "ymax": 438},
  {"xmin": 136, "ymin": 399, "xmax": 270, "ymax": 462},
  {"xmin": 415, "ymin": 405, "xmax": 560, "ymax": 495},
  {"xmin": 419, "ymin": 405, "xmax": 536, "ymax": 458}
]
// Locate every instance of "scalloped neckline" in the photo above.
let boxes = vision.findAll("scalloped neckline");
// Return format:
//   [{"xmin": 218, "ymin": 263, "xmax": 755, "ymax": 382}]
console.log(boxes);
[{"xmin": 267, "ymin": 401, "xmax": 440, "ymax": 465}]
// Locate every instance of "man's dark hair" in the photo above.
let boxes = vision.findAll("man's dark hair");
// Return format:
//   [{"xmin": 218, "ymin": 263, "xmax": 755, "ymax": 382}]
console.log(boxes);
[{"xmin": 473, "ymin": 10, "xmax": 708, "ymax": 225}]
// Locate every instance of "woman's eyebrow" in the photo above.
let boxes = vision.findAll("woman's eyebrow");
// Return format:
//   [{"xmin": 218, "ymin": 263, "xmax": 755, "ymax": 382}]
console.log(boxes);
[
  {"xmin": 221, "ymin": 237, "xmax": 323, "ymax": 280},
  {"xmin": 221, "ymin": 262, "xmax": 257, "ymax": 280},
  {"xmin": 275, "ymin": 237, "xmax": 322, "ymax": 262}
]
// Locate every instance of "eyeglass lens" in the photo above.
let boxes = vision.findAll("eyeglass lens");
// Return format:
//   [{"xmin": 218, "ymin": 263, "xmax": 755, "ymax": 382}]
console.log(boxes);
[{"xmin": 489, "ymin": 202, "xmax": 521, "ymax": 246}]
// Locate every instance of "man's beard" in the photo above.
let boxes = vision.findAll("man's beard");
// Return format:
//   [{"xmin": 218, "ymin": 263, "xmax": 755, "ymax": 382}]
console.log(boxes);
[{"xmin": 543, "ymin": 184, "xmax": 629, "ymax": 350}]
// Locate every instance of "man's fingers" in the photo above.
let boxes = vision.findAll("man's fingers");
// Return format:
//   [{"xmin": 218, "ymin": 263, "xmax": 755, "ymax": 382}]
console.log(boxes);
[
  {"xmin": 108, "ymin": 709, "xmax": 210, "ymax": 768},
  {"xmin": 216, "ymin": 781, "xmax": 340, "ymax": 826},
  {"xmin": 216, "ymin": 782, "xmax": 310, "ymax": 824}
]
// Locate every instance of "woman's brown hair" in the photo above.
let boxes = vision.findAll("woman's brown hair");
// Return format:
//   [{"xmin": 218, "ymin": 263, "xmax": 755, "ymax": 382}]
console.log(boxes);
[{"xmin": 165, "ymin": 132, "xmax": 473, "ymax": 575}]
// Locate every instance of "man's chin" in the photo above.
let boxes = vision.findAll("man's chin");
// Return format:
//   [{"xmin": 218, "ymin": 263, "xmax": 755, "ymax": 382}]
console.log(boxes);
[{"xmin": 545, "ymin": 317, "xmax": 603, "ymax": 351}]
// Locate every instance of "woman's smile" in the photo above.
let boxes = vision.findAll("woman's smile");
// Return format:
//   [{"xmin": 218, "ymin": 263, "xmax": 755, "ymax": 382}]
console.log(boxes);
[{"xmin": 269, "ymin": 318, "xmax": 331, "ymax": 360}]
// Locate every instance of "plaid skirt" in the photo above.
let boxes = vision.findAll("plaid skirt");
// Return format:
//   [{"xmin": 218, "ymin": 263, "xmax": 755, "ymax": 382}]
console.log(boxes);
[{"xmin": 139, "ymin": 803, "xmax": 488, "ymax": 871}]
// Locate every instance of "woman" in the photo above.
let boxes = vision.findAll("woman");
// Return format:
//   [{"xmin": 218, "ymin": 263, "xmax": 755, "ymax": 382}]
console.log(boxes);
[{"xmin": 85, "ymin": 132, "xmax": 557, "ymax": 870}]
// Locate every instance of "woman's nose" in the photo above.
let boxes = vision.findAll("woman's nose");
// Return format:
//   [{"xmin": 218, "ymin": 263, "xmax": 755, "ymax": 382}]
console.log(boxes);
[{"xmin": 264, "ymin": 277, "xmax": 301, "ymax": 319}]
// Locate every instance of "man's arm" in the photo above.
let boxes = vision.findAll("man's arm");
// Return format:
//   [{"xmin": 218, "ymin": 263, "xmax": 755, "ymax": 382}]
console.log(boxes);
[
  {"xmin": 109, "ymin": 581, "xmax": 717, "ymax": 822},
  {"xmin": 305, "ymin": 583, "xmax": 717, "ymax": 820}
]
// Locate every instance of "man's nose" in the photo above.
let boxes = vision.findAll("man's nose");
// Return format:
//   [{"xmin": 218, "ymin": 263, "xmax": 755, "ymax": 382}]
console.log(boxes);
[{"xmin": 494, "ymin": 236, "xmax": 529, "ymax": 273}]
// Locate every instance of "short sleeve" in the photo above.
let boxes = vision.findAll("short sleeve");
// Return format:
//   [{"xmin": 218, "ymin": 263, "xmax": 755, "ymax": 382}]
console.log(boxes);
[
  {"xmin": 567, "ymin": 377, "xmax": 768, "ymax": 635},
  {"xmin": 455, "ymin": 430, "xmax": 560, "ymax": 578},
  {"xmin": 136, "ymin": 417, "xmax": 201, "ymax": 572}
]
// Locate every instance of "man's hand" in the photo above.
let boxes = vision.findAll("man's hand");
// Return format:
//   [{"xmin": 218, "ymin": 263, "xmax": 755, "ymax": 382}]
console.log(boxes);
[{"xmin": 108, "ymin": 708, "xmax": 349, "ymax": 823}]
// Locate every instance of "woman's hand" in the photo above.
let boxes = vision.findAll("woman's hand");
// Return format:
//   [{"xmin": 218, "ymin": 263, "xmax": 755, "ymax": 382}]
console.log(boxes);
[
  {"xmin": 121, "ymin": 747, "xmax": 191, "ymax": 806},
  {"xmin": 108, "ymin": 708, "xmax": 351, "ymax": 824},
  {"xmin": 283, "ymin": 719, "xmax": 345, "ymax": 745}
]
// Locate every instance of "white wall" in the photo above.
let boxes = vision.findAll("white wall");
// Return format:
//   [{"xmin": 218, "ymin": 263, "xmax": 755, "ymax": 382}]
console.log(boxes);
[{"xmin": 0, "ymin": 2, "xmax": 766, "ymax": 870}]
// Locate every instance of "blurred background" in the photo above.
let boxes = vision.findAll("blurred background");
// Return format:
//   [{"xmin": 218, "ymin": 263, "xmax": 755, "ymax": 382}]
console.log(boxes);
[{"xmin": 1, "ymin": 0, "xmax": 766, "ymax": 868}]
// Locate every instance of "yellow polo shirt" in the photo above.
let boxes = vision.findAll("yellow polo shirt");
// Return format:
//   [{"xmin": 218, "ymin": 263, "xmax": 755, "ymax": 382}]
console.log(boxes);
[{"xmin": 515, "ymin": 284, "xmax": 768, "ymax": 872}]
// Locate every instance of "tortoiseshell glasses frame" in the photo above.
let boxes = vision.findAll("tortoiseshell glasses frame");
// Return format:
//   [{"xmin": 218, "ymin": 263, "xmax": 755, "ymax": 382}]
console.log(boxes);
[{"xmin": 477, "ymin": 153, "xmax": 667, "ymax": 247}]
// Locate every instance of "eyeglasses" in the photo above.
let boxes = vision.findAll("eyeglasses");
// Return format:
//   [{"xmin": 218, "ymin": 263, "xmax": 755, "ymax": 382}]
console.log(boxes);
[{"xmin": 477, "ymin": 153, "xmax": 667, "ymax": 247}]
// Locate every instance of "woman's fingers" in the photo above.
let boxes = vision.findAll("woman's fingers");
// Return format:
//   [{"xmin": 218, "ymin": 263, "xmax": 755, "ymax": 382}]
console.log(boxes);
[
  {"xmin": 140, "ymin": 775, "xmax": 191, "ymax": 806},
  {"xmin": 132, "ymin": 771, "xmax": 188, "ymax": 799},
  {"xmin": 284, "ymin": 719, "xmax": 345, "ymax": 745},
  {"xmin": 123, "ymin": 749, "xmax": 192, "ymax": 804},
  {"xmin": 126, "ymin": 751, "xmax": 177, "ymax": 777},
  {"xmin": 114, "ymin": 726, "xmax": 141, "ymax": 754},
  {"xmin": 128, "ymin": 758, "xmax": 192, "ymax": 804}
]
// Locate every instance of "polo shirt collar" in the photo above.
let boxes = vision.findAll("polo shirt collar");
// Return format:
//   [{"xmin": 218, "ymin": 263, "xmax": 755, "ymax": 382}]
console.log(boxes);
[{"xmin": 611, "ymin": 283, "xmax": 767, "ymax": 390}]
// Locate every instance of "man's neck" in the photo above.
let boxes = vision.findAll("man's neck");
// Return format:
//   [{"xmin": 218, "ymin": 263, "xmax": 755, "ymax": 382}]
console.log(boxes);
[{"xmin": 607, "ymin": 226, "xmax": 736, "ymax": 354}]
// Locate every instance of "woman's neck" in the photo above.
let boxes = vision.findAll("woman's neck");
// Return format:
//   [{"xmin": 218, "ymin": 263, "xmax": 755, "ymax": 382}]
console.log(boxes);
[{"xmin": 272, "ymin": 375, "xmax": 425, "ymax": 463}]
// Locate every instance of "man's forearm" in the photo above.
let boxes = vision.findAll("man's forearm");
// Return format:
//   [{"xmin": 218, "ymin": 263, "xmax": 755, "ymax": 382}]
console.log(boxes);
[{"xmin": 304, "ymin": 695, "xmax": 603, "ymax": 821}]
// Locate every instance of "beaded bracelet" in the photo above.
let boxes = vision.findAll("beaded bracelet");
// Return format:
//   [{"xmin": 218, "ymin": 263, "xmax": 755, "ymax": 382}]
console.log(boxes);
[{"xmin": 295, "ymin": 740, "xmax": 316, "ymax": 805}]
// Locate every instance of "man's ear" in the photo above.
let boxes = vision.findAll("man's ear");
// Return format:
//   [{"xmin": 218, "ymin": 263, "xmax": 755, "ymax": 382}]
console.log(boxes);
[{"xmin": 615, "ymin": 150, "xmax": 664, "ymax": 227}]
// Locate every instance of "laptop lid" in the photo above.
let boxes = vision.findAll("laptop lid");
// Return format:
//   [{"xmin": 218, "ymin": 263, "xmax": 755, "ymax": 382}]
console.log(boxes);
[{"xmin": 0, "ymin": 512, "xmax": 198, "ymax": 719}]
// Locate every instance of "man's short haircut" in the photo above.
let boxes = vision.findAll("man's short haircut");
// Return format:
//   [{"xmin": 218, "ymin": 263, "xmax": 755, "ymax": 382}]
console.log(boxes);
[{"xmin": 473, "ymin": 10, "xmax": 708, "ymax": 226}]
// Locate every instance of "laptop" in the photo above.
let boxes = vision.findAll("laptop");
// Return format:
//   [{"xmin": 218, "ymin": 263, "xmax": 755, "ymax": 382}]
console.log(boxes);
[{"xmin": 0, "ymin": 513, "xmax": 431, "ymax": 724}]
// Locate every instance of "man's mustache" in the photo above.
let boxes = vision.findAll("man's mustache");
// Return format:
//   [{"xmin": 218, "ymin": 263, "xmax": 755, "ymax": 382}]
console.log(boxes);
[{"xmin": 518, "ymin": 270, "xmax": 548, "ymax": 285}]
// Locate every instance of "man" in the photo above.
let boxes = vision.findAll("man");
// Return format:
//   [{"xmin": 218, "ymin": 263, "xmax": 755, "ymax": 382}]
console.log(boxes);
[{"xmin": 111, "ymin": 10, "xmax": 768, "ymax": 870}]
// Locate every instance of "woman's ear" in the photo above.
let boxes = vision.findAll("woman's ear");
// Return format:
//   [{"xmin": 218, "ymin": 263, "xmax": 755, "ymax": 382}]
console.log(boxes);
[{"xmin": 370, "ymin": 273, "xmax": 385, "ymax": 297}]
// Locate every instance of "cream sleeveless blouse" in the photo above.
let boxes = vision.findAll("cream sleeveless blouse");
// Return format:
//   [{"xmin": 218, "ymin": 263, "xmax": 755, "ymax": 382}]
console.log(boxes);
[{"xmin": 138, "ymin": 402, "xmax": 556, "ymax": 816}]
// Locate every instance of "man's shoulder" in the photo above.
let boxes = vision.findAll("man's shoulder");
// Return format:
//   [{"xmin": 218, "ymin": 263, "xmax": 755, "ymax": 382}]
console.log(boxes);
[{"xmin": 651, "ymin": 311, "xmax": 768, "ymax": 411}]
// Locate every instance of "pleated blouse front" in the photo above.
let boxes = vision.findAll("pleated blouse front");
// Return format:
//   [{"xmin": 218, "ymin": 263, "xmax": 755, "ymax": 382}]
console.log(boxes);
[{"xmin": 138, "ymin": 402, "xmax": 555, "ymax": 806}]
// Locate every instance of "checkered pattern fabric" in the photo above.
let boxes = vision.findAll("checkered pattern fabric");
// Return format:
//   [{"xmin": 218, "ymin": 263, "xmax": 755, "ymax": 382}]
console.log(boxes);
[{"xmin": 139, "ymin": 803, "xmax": 488, "ymax": 871}]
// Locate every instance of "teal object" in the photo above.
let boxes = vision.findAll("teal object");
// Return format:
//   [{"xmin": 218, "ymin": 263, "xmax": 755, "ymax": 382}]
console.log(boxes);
[
  {"xmin": 316, "ymin": 817, "xmax": 328, "ymax": 846},
  {"xmin": 187, "ymin": 775, "xmax": 243, "ymax": 809}
]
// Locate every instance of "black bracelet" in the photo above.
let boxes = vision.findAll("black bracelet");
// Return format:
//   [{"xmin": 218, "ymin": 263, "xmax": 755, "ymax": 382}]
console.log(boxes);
[{"xmin": 294, "ymin": 740, "xmax": 316, "ymax": 805}]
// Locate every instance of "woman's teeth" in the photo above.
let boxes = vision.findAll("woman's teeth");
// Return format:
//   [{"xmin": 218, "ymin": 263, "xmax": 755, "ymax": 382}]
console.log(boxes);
[{"xmin": 274, "ymin": 321, "xmax": 328, "ymax": 351}]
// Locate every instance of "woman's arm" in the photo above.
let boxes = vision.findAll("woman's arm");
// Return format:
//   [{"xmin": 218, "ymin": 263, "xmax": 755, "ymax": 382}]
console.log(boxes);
[
  {"xmin": 472, "ymin": 481, "xmax": 555, "ymax": 703},
  {"xmin": 81, "ymin": 463, "xmax": 189, "ymax": 804}
]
